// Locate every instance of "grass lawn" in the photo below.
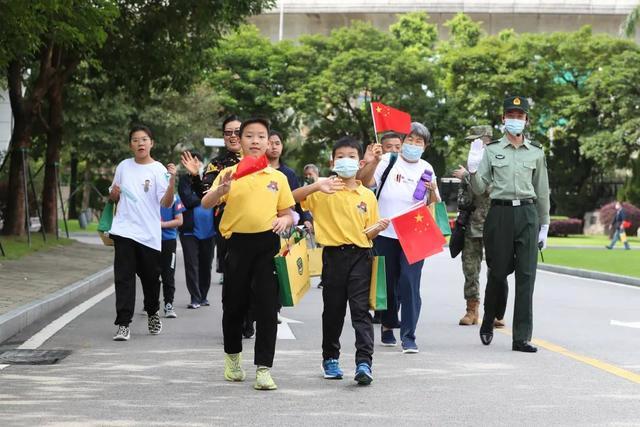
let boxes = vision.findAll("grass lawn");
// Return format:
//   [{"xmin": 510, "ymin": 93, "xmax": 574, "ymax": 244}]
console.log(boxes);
[
  {"xmin": 540, "ymin": 248, "xmax": 640, "ymax": 278},
  {"xmin": 58, "ymin": 219, "xmax": 99, "ymax": 233},
  {"xmin": 548, "ymin": 234, "xmax": 640, "ymax": 247},
  {"xmin": 0, "ymin": 235, "xmax": 73, "ymax": 260}
]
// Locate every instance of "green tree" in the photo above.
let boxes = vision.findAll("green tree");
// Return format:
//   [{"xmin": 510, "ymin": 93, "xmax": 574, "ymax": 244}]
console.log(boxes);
[{"xmin": 620, "ymin": 2, "xmax": 640, "ymax": 37}]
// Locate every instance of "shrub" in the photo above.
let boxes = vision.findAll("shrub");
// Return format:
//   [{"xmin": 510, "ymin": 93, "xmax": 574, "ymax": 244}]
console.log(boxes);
[
  {"xmin": 599, "ymin": 201, "xmax": 640, "ymax": 236},
  {"xmin": 548, "ymin": 218, "xmax": 583, "ymax": 237}
]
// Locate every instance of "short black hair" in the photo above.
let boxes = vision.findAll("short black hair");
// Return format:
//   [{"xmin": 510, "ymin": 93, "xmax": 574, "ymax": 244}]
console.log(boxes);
[
  {"xmin": 380, "ymin": 132, "xmax": 403, "ymax": 144},
  {"xmin": 269, "ymin": 130, "xmax": 283, "ymax": 141},
  {"xmin": 239, "ymin": 117, "xmax": 270, "ymax": 138},
  {"xmin": 332, "ymin": 136, "xmax": 363, "ymax": 159},
  {"xmin": 222, "ymin": 115, "xmax": 241, "ymax": 132},
  {"xmin": 129, "ymin": 124, "xmax": 153, "ymax": 141}
]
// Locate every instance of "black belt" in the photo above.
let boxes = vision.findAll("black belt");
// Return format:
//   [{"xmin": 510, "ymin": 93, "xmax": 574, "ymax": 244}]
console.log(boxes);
[
  {"xmin": 491, "ymin": 198, "xmax": 536, "ymax": 207},
  {"xmin": 324, "ymin": 244, "xmax": 368, "ymax": 251}
]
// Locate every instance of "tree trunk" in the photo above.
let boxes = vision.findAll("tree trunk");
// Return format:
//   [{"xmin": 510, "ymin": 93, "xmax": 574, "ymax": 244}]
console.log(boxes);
[
  {"xmin": 81, "ymin": 161, "xmax": 91, "ymax": 211},
  {"xmin": 68, "ymin": 152, "xmax": 78, "ymax": 219},
  {"xmin": 41, "ymin": 79, "xmax": 64, "ymax": 234},
  {"xmin": 3, "ymin": 117, "xmax": 30, "ymax": 236}
]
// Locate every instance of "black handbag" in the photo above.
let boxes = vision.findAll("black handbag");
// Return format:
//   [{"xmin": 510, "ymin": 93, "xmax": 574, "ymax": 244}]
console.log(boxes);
[{"xmin": 449, "ymin": 210, "xmax": 471, "ymax": 258}]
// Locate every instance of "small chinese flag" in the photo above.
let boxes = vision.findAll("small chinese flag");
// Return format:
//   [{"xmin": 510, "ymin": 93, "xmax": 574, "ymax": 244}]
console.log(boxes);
[
  {"xmin": 233, "ymin": 155, "xmax": 268, "ymax": 179},
  {"xmin": 370, "ymin": 102, "xmax": 412, "ymax": 134},
  {"xmin": 391, "ymin": 204, "xmax": 446, "ymax": 264}
]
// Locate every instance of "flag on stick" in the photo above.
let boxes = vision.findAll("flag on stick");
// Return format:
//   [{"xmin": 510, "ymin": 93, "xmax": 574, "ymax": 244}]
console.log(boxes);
[
  {"xmin": 370, "ymin": 102, "xmax": 412, "ymax": 134},
  {"xmin": 391, "ymin": 203, "xmax": 446, "ymax": 264}
]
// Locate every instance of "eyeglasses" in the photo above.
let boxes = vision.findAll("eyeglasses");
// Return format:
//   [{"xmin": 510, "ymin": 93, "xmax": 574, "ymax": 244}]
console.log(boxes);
[
  {"xmin": 223, "ymin": 130, "xmax": 241, "ymax": 137},
  {"xmin": 131, "ymin": 137, "xmax": 150, "ymax": 143}
]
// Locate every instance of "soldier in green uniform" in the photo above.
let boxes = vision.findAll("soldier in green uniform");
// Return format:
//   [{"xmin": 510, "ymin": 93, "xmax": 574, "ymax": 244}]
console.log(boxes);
[
  {"xmin": 467, "ymin": 96, "xmax": 550, "ymax": 353},
  {"xmin": 453, "ymin": 125, "xmax": 507, "ymax": 328}
]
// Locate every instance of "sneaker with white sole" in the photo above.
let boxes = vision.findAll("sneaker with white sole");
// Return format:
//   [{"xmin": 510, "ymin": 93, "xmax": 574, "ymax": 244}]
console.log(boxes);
[
  {"xmin": 164, "ymin": 303, "xmax": 177, "ymax": 318},
  {"xmin": 148, "ymin": 312, "xmax": 162, "ymax": 335},
  {"xmin": 224, "ymin": 353, "xmax": 246, "ymax": 382},
  {"xmin": 255, "ymin": 366, "xmax": 277, "ymax": 390},
  {"xmin": 113, "ymin": 325, "xmax": 130, "ymax": 341}
]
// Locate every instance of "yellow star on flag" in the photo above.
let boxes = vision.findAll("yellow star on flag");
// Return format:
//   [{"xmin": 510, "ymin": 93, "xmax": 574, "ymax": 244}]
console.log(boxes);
[
  {"xmin": 376, "ymin": 106, "xmax": 382, "ymax": 113},
  {"xmin": 415, "ymin": 213, "xmax": 423, "ymax": 222}
]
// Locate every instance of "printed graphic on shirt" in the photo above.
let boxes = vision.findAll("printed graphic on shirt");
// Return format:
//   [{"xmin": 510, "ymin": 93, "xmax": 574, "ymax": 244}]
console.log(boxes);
[
  {"xmin": 206, "ymin": 163, "xmax": 219, "ymax": 174},
  {"xmin": 143, "ymin": 179, "xmax": 151, "ymax": 192},
  {"xmin": 267, "ymin": 181, "xmax": 279, "ymax": 192},
  {"xmin": 357, "ymin": 201, "xmax": 368, "ymax": 214}
]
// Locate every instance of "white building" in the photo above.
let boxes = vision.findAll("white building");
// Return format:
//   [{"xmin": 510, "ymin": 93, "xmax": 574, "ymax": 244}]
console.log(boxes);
[
  {"xmin": 251, "ymin": 0, "xmax": 640, "ymax": 41},
  {"xmin": 0, "ymin": 90, "xmax": 11, "ymax": 162}
]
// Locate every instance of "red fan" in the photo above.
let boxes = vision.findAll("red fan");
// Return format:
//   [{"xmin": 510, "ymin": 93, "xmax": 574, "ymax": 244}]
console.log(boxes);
[{"xmin": 233, "ymin": 155, "xmax": 268, "ymax": 179}]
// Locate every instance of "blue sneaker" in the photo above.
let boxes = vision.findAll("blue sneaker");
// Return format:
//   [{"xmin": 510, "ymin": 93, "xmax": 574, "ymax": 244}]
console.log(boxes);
[
  {"xmin": 381, "ymin": 327, "xmax": 397, "ymax": 347},
  {"xmin": 354, "ymin": 362, "xmax": 373, "ymax": 385},
  {"xmin": 402, "ymin": 340, "xmax": 419, "ymax": 354},
  {"xmin": 322, "ymin": 359, "xmax": 343, "ymax": 379}
]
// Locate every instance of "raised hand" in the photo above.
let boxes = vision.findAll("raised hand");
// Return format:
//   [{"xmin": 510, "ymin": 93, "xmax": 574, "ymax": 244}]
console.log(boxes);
[
  {"xmin": 467, "ymin": 138, "xmax": 485, "ymax": 173},
  {"xmin": 166, "ymin": 163, "xmax": 177, "ymax": 178},
  {"xmin": 180, "ymin": 151, "xmax": 201, "ymax": 176},
  {"xmin": 317, "ymin": 176, "xmax": 345, "ymax": 194},
  {"xmin": 452, "ymin": 165, "xmax": 467, "ymax": 179},
  {"xmin": 364, "ymin": 143, "xmax": 383, "ymax": 164},
  {"xmin": 219, "ymin": 170, "xmax": 233, "ymax": 195}
]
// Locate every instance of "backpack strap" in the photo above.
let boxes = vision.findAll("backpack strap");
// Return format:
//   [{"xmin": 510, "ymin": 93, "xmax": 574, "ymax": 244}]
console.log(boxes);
[{"xmin": 375, "ymin": 153, "xmax": 398, "ymax": 200}]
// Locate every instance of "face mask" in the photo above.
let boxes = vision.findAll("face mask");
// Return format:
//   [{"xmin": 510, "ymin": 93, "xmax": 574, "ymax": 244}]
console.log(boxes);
[
  {"xmin": 504, "ymin": 118, "xmax": 526, "ymax": 135},
  {"xmin": 332, "ymin": 158, "xmax": 359, "ymax": 178},
  {"xmin": 304, "ymin": 177, "xmax": 316, "ymax": 185},
  {"xmin": 401, "ymin": 143, "xmax": 424, "ymax": 162}
]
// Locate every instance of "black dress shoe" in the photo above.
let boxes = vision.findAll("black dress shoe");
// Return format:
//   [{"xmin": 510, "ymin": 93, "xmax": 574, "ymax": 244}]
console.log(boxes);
[
  {"xmin": 479, "ymin": 316, "xmax": 494, "ymax": 345},
  {"xmin": 512, "ymin": 341, "xmax": 538, "ymax": 353}
]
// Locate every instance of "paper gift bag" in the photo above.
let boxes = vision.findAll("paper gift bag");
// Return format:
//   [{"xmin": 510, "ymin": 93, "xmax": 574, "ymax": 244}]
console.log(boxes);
[
  {"xmin": 369, "ymin": 256, "xmax": 387, "ymax": 311},
  {"xmin": 620, "ymin": 231, "xmax": 628, "ymax": 243},
  {"xmin": 428, "ymin": 201, "xmax": 452, "ymax": 237},
  {"xmin": 97, "ymin": 201, "xmax": 116, "ymax": 246},
  {"xmin": 308, "ymin": 247, "xmax": 323, "ymax": 277},
  {"xmin": 275, "ymin": 234, "xmax": 311, "ymax": 307}
]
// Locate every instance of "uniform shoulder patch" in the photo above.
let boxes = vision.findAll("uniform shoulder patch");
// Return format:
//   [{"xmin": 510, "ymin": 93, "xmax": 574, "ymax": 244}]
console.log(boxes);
[
  {"xmin": 487, "ymin": 139, "xmax": 501, "ymax": 145},
  {"xmin": 529, "ymin": 140, "xmax": 542, "ymax": 148}
]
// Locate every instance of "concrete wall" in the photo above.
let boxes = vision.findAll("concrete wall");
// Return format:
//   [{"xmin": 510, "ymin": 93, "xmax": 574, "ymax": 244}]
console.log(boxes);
[{"xmin": 251, "ymin": 12, "xmax": 639, "ymax": 41}]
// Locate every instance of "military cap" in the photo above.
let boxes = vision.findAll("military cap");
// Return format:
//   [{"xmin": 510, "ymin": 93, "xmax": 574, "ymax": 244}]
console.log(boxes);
[
  {"xmin": 503, "ymin": 96, "xmax": 529, "ymax": 114},
  {"xmin": 465, "ymin": 125, "xmax": 493, "ymax": 140}
]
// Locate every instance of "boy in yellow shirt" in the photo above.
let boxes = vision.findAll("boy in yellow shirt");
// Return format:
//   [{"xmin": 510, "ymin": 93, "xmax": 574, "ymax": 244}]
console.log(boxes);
[
  {"xmin": 198, "ymin": 118, "xmax": 295, "ymax": 391},
  {"xmin": 293, "ymin": 136, "xmax": 390, "ymax": 385}
]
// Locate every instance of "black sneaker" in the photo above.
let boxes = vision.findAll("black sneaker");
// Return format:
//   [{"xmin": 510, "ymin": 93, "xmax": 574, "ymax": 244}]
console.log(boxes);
[
  {"xmin": 113, "ymin": 325, "xmax": 130, "ymax": 341},
  {"xmin": 148, "ymin": 312, "xmax": 162, "ymax": 335}
]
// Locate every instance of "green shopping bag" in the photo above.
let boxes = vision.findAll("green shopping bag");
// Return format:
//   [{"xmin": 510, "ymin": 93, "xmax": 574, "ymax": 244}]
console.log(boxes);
[
  {"xmin": 97, "ymin": 201, "xmax": 115, "ymax": 246},
  {"xmin": 275, "ymin": 230, "xmax": 310, "ymax": 307},
  {"xmin": 369, "ymin": 256, "xmax": 387, "ymax": 311},
  {"xmin": 429, "ymin": 201, "xmax": 451, "ymax": 237}
]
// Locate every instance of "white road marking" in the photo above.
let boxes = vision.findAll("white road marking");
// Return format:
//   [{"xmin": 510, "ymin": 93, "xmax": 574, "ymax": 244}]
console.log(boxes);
[
  {"xmin": 19, "ymin": 285, "xmax": 115, "ymax": 351},
  {"xmin": 611, "ymin": 320, "xmax": 640, "ymax": 329},
  {"xmin": 277, "ymin": 315, "xmax": 302, "ymax": 340},
  {"xmin": 538, "ymin": 270, "xmax": 640, "ymax": 290}
]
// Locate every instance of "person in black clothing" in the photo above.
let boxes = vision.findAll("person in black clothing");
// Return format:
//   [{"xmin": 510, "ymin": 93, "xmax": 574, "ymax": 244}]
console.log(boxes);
[
  {"xmin": 606, "ymin": 201, "xmax": 631, "ymax": 250},
  {"xmin": 181, "ymin": 115, "xmax": 243, "ymax": 285}
]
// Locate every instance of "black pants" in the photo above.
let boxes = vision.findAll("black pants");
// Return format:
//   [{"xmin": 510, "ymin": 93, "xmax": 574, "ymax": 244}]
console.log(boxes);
[
  {"xmin": 222, "ymin": 231, "xmax": 280, "ymax": 367},
  {"xmin": 179, "ymin": 234, "xmax": 215, "ymax": 304},
  {"xmin": 112, "ymin": 235, "xmax": 161, "ymax": 326},
  {"xmin": 483, "ymin": 204, "xmax": 539, "ymax": 342},
  {"xmin": 215, "ymin": 234, "xmax": 228, "ymax": 274},
  {"xmin": 321, "ymin": 246, "xmax": 374, "ymax": 366},
  {"xmin": 160, "ymin": 239, "xmax": 177, "ymax": 304}
]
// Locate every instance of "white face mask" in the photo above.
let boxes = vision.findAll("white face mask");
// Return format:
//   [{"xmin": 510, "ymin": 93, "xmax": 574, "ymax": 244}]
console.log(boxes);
[{"xmin": 332, "ymin": 158, "xmax": 359, "ymax": 178}]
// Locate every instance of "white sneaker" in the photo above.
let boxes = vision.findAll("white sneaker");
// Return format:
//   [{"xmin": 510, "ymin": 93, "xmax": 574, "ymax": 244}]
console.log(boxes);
[
  {"xmin": 113, "ymin": 325, "xmax": 130, "ymax": 341},
  {"xmin": 164, "ymin": 303, "xmax": 177, "ymax": 318}
]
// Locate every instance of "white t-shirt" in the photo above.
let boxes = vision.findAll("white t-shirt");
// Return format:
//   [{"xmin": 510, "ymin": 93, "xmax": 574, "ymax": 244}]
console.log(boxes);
[
  {"xmin": 109, "ymin": 158, "xmax": 169, "ymax": 251},
  {"xmin": 374, "ymin": 153, "xmax": 441, "ymax": 239}
]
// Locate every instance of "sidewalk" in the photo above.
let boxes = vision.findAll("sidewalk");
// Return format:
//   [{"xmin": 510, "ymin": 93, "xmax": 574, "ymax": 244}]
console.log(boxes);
[{"xmin": 0, "ymin": 236, "xmax": 113, "ymax": 343}]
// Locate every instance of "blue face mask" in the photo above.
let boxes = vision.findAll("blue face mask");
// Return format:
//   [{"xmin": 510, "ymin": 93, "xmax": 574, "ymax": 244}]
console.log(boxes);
[
  {"xmin": 401, "ymin": 143, "xmax": 424, "ymax": 162},
  {"xmin": 332, "ymin": 158, "xmax": 359, "ymax": 178},
  {"xmin": 504, "ymin": 118, "xmax": 526, "ymax": 135}
]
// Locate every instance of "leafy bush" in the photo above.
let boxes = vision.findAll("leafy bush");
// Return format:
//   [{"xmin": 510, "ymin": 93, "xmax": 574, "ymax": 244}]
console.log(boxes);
[
  {"xmin": 548, "ymin": 218, "xmax": 583, "ymax": 237},
  {"xmin": 599, "ymin": 202, "xmax": 640, "ymax": 236}
]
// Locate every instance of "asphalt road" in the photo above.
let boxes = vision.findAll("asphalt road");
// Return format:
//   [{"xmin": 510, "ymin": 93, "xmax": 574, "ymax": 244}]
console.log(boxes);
[{"xmin": 1, "ymin": 248, "xmax": 639, "ymax": 426}]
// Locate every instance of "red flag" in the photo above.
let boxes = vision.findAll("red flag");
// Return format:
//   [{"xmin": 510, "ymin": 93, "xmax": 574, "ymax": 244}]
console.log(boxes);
[
  {"xmin": 233, "ymin": 155, "xmax": 268, "ymax": 179},
  {"xmin": 391, "ymin": 204, "xmax": 446, "ymax": 264},
  {"xmin": 371, "ymin": 102, "xmax": 412, "ymax": 134}
]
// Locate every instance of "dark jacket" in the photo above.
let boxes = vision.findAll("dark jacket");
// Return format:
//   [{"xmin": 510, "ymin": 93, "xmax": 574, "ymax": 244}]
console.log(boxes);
[{"xmin": 177, "ymin": 173, "xmax": 202, "ymax": 234}]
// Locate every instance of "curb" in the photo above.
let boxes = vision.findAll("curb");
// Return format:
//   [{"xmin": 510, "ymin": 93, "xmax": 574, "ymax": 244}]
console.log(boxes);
[
  {"xmin": 0, "ymin": 266, "xmax": 113, "ymax": 344},
  {"xmin": 537, "ymin": 264, "xmax": 640, "ymax": 287}
]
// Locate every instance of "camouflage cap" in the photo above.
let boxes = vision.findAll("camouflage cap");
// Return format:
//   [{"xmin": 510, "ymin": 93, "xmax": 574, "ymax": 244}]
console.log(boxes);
[
  {"xmin": 465, "ymin": 125, "xmax": 493, "ymax": 140},
  {"xmin": 503, "ymin": 95, "xmax": 529, "ymax": 114}
]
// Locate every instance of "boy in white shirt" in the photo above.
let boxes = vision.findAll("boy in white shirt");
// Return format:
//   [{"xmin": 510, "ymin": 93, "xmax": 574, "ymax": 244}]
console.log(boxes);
[{"xmin": 109, "ymin": 125, "xmax": 176, "ymax": 341}]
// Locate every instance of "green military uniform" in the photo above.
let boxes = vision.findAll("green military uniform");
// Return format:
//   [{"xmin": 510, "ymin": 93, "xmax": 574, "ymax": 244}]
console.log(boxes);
[{"xmin": 470, "ymin": 96, "xmax": 550, "ymax": 348}]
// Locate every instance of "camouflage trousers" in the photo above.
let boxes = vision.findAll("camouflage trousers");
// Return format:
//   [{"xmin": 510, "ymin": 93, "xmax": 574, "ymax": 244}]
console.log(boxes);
[{"xmin": 461, "ymin": 235, "xmax": 483, "ymax": 301}]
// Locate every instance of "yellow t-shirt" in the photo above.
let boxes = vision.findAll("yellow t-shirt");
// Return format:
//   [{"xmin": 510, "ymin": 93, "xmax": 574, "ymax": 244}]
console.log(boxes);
[
  {"xmin": 214, "ymin": 165, "xmax": 295, "ymax": 238},
  {"xmin": 300, "ymin": 182, "xmax": 379, "ymax": 248}
]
